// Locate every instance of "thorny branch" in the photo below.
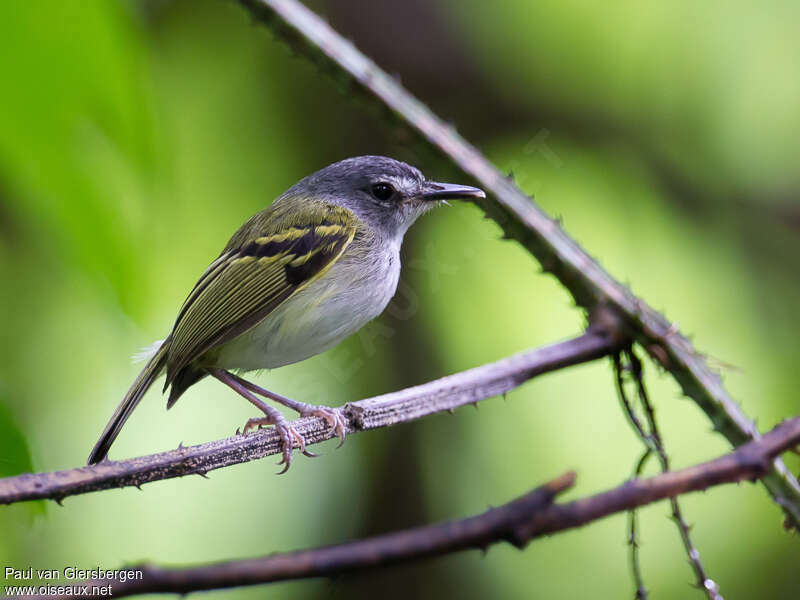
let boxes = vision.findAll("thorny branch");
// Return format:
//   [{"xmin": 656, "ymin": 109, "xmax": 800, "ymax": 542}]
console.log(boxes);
[
  {"xmin": 41, "ymin": 416, "xmax": 800, "ymax": 600},
  {"xmin": 629, "ymin": 350, "xmax": 722, "ymax": 600},
  {"xmin": 0, "ymin": 330, "xmax": 614, "ymax": 505},
  {"xmin": 2, "ymin": 3, "xmax": 797, "ymax": 599},
  {"xmin": 628, "ymin": 449, "xmax": 652, "ymax": 600},
  {"xmin": 614, "ymin": 351, "xmax": 721, "ymax": 599},
  {"xmin": 237, "ymin": 0, "xmax": 800, "ymax": 527}
]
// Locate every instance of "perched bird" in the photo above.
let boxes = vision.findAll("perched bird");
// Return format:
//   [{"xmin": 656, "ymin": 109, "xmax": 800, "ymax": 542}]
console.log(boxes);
[{"xmin": 88, "ymin": 156, "xmax": 485, "ymax": 470}]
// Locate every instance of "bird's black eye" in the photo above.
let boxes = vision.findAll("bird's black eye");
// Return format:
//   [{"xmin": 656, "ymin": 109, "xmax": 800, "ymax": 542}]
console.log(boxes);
[{"xmin": 370, "ymin": 182, "xmax": 395, "ymax": 202}]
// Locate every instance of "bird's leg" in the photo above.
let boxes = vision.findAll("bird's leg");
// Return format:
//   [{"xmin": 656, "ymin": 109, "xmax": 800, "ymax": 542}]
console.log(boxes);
[
  {"xmin": 208, "ymin": 368, "xmax": 307, "ymax": 473},
  {"xmin": 225, "ymin": 371, "xmax": 347, "ymax": 447}
]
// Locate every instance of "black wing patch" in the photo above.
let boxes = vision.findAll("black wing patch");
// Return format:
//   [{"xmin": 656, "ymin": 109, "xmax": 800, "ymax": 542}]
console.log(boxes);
[{"xmin": 163, "ymin": 218, "xmax": 357, "ymax": 386}]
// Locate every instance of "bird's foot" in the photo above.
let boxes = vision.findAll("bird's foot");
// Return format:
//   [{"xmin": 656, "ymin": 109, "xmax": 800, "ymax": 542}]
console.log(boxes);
[
  {"xmin": 292, "ymin": 402, "xmax": 347, "ymax": 447},
  {"xmin": 243, "ymin": 383, "xmax": 347, "ymax": 446},
  {"xmin": 239, "ymin": 411, "xmax": 306, "ymax": 474},
  {"xmin": 213, "ymin": 369, "xmax": 345, "ymax": 461}
]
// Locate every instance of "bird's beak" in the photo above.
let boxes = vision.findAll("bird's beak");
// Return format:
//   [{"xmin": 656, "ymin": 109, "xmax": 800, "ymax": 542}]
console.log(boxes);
[{"xmin": 421, "ymin": 181, "xmax": 486, "ymax": 201}]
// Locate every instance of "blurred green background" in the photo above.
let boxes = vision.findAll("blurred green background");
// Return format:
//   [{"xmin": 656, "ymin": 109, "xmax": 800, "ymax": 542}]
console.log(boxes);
[{"xmin": 2, "ymin": 0, "xmax": 799, "ymax": 598}]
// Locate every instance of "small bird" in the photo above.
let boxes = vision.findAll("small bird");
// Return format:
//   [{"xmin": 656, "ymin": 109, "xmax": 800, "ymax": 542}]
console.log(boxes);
[{"xmin": 88, "ymin": 156, "xmax": 485, "ymax": 470}]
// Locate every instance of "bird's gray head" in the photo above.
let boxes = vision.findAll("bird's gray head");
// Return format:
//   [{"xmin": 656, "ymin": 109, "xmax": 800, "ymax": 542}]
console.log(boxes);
[{"xmin": 282, "ymin": 156, "xmax": 485, "ymax": 240}]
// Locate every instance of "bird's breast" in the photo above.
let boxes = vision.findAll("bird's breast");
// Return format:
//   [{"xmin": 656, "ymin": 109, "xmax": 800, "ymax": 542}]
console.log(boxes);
[{"xmin": 213, "ymin": 241, "xmax": 401, "ymax": 371}]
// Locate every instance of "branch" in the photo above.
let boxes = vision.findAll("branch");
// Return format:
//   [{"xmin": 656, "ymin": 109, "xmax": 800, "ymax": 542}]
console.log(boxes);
[
  {"xmin": 236, "ymin": 0, "xmax": 800, "ymax": 526},
  {"xmin": 46, "ymin": 416, "xmax": 800, "ymax": 599},
  {"xmin": 615, "ymin": 351, "xmax": 719, "ymax": 599},
  {"xmin": 628, "ymin": 350, "xmax": 720, "ymax": 600},
  {"xmin": 627, "ymin": 449, "xmax": 652, "ymax": 600},
  {"xmin": 0, "ymin": 330, "xmax": 613, "ymax": 506}
]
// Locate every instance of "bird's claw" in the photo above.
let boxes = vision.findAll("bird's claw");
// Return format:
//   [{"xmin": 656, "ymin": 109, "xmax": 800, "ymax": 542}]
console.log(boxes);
[
  {"xmin": 301, "ymin": 406, "xmax": 347, "ymax": 448},
  {"xmin": 239, "ymin": 417, "xmax": 305, "ymax": 474},
  {"xmin": 274, "ymin": 424, "xmax": 305, "ymax": 474},
  {"xmin": 235, "ymin": 398, "xmax": 346, "ymax": 472}
]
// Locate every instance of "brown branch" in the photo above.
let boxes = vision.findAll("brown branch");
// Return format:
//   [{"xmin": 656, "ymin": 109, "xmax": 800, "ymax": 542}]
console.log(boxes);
[
  {"xmin": 628, "ymin": 349, "xmax": 721, "ymax": 600},
  {"xmin": 615, "ymin": 351, "xmax": 719, "ymax": 599},
  {"xmin": 236, "ymin": 0, "xmax": 800, "ymax": 526},
  {"xmin": 0, "ymin": 330, "xmax": 614, "ymax": 506},
  {"xmin": 628, "ymin": 449, "xmax": 653, "ymax": 600},
  {"xmin": 42, "ymin": 416, "xmax": 800, "ymax": 599}
]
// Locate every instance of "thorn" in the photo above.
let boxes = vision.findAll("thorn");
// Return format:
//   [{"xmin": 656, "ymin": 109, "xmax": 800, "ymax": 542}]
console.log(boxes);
[
  {"xmin": 502, "ymin": 392, "xmax": 507, "ymax": 402},
  {"xmin": 196, "ymin": 470, "xmax": 209, "ymax": 479},
  {"xmin": 54, "ymin": 497, "xmax": 64, "ymax": 506},
  {"xmin": 447, "ymin": 408, "xmax": 455, "ymax": 415},
  {"xmin": 472, "ymin": 402, "xmax": 479, "ymax": 410},
  {"xmin": 177, "ymin": 441, "xmax": 184, "ymax": 450}
]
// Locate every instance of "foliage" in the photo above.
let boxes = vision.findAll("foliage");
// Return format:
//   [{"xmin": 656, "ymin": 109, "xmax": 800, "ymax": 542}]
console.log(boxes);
[{"xmin": 1, "ymin": 1, "xmax": 798, "ymax": 598}]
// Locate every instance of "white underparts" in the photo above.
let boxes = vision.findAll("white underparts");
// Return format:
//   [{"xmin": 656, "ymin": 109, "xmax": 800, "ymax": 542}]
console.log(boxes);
[{"xmin": 213, "ymin": 239, "xmax": 402, "ymax": 371}]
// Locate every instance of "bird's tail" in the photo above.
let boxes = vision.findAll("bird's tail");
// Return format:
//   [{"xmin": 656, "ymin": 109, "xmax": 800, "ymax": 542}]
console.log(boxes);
[{"xmin": 87, "ymin": 340, "xmax": 169, "ymax": 464}]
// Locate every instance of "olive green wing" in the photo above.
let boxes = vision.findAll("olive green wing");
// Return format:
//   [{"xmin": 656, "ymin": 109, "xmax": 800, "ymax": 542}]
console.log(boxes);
[{"xmin": 163, "ymin": 202, "xmax": 357, "ymax": 387}]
